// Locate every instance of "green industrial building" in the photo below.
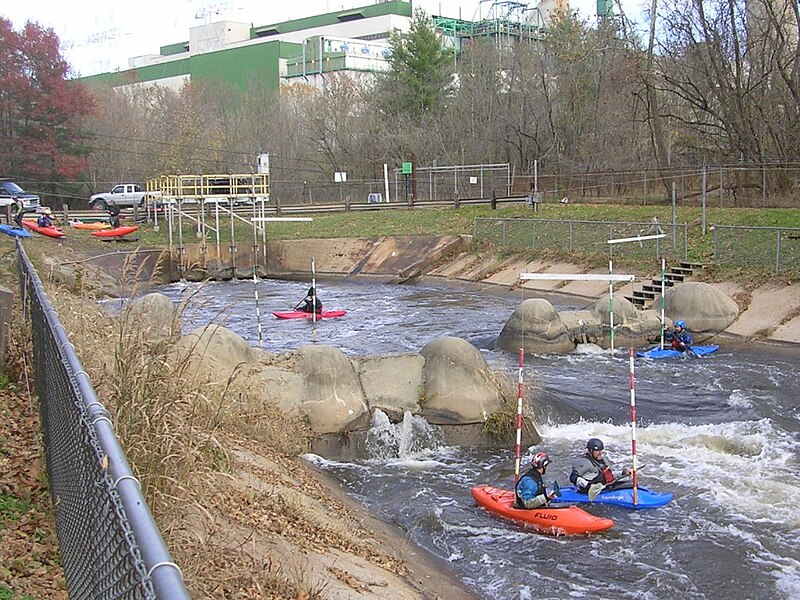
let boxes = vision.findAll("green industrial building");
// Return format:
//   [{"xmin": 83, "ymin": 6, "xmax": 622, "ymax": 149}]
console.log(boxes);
[
  {"xmin": 80, "ymin": 1, "xmax": 414, "ymax": 94},
  {"xmin": 79, "ymin": 0, "xmax": 559, "ymax": 95}
]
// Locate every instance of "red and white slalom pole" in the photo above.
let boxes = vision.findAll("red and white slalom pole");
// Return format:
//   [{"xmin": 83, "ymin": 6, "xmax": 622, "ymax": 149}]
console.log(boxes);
[
  {"xmin": 514, "ymin": 347, "xmax": 525, "ymax": 485},
  {"xmin": 628, "ymin": 347, "xmax": 639, "ymax": 505},
  {"xmin": 660, "ymin": 257, "xmax": 666, "ymax": 350}
]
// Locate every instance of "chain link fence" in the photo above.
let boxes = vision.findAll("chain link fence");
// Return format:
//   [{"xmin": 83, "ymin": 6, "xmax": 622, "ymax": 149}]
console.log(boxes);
[
  {"xmin": 712, "ymin": 225, "xmax": 800, "ymax": 274},
  {"xmin": 269, "ymin": 163, "xmax": 512, "ymax": 205},
  {"xmin": 17, "ymin": 242, "xmax": 189, "ymax": 600},
  {"xmin": 474, "ymin": 218, "xmax": 688, "ymax": 261}
]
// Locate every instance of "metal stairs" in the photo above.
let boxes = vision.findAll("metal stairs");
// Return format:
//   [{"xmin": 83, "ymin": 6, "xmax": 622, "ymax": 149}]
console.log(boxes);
[{"xmin": 627, "ymin": 262, "xmax": 704, "ymax": 309}]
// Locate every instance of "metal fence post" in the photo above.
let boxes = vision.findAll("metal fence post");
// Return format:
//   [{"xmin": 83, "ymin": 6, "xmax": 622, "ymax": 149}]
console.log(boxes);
[
  {"xmin": 569, "ymin": 222, "xmax": 574, "ymax": 253},
  {"xmin": 712, "ymin": 224, "xmax": 718, "ymax": 260}
]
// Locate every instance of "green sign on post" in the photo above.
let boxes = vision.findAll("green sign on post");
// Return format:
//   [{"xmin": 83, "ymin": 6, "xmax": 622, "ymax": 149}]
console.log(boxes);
[{"xmin": 402, "ymin": 162, "xmax": 413, "ymax": 174}]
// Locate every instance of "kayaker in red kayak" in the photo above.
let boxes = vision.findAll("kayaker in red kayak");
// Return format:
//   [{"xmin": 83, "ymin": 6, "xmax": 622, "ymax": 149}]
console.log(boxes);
[
  {"xmin": 569, "ymin": 438, "xmax": 631, "ymax": 494},
  {"xmin": 37, "ymin": 208, "xmax": 54, "ymax": 228},
  {"xmin": 295, "ymin": 287, "xmax": 323, "ymax": 314},
  {"xmin": 514, "ymin": 452, "xmax": 557, "ymax": 509}
]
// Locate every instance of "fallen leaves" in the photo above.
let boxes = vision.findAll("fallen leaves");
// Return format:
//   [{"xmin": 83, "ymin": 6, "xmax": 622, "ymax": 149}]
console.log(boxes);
[{"xmin": 0, "ymin": 387, "xmax": 67, "ymax": 598}]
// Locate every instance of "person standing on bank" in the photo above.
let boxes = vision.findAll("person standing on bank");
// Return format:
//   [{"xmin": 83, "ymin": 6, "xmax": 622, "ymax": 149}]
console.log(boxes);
[
  {"xmin": 570, "ymin": 438, "xmax": 631, "ymax": 494},
  {"xmin": 514, "ymin": 452, "xmax": 557, "ymax": 509},
  {"xmin": 106, "ymin": 199, "xmax": 121, "ymax": 229}
]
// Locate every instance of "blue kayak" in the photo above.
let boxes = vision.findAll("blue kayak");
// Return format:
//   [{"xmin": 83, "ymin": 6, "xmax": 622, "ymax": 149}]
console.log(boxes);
[
  {"xmin": 552, "ymin": 485, "xmax": 673, "ymax": 509},
  {"xmin": 636, "ymin": 344, "xmax": 719, "ymax": 359},
  {"xmin": 0, "ymin": 223, "xmax": 33, "ymax": 238}
]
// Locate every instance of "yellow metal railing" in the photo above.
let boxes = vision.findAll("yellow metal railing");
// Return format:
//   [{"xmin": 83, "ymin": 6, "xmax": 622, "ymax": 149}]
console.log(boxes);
[{"xmin": 146, "ymin": 173, "xmax": 269, "ymax": 200}]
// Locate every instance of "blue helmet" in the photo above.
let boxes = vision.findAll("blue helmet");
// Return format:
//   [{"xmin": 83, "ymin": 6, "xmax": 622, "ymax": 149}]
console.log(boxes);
[
  {"xmin": 587, "ymin": 438, "xmax": 604, "ymax": 451},
  {"xmin": 675, "ymin": 320, "xmax": 686, "ymax": 329}
]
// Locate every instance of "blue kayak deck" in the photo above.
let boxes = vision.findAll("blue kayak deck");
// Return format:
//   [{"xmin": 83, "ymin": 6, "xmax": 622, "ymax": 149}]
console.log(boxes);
[
  {"xmin": 552, "ymin": 485, "xmax": 673, "ymax": 509},
  {"xmin": 636, "ymin": 344, "xmax": 719, "ymax": 359},
  {"xmin": 0, "ymin": 224, "xmax": 33, "ymax": 238}
]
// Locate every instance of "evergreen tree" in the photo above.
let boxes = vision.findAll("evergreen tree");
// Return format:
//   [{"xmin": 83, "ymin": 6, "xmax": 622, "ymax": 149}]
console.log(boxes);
[{"xmin": 379, "ymin": 9, "xmax": 454, "ymax": 122}]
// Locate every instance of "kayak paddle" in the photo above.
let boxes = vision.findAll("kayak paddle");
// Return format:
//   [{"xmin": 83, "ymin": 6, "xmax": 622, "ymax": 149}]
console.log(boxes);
[
  {"xmin": 552, "ymin": 480, "xmax": 562, "ymax": 498},
  {"xmin": 588, "ymin": 482, "xmax": 606, "ymax": 501}
]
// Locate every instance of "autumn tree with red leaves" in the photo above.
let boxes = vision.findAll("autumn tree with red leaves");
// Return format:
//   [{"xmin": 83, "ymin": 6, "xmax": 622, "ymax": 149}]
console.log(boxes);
[{"xmin": 0, "ymin": 17, "xmax": 94, "ymax": 183}]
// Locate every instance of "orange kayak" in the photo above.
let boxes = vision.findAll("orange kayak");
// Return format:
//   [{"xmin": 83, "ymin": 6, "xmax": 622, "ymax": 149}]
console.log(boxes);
[
  {"xmin": 471, "ymin": 486, "xmax": 614, "ymax": 535},
  {"xmin": 91, "ymin": 226, "xmax": 139, "ymax": 238},
  {"xmin": 71, "ymin": 221, "xmax": 111, "ymax": 230},
  {"xmin": 22, "ymin": 219, "xmax": 65, "ymax": 239}
]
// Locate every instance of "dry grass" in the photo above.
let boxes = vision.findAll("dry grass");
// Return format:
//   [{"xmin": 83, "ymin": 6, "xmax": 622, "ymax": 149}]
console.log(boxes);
[
  {"xmin": 31, "ymin": 255, "xmax": 409, "ymax": 598},
  {"xmin": 483, "ymin": 366, "xmax": 543, "ymax": 443}
]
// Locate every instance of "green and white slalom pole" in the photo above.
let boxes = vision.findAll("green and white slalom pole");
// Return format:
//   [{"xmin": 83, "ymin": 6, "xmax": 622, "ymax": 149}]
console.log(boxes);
[
  {"xmin": 660, "ymin": 257, "xmax": 666, "ymax": 350},
  {"xmin": 609, "ymin": 259, "xmax": 615, "ymax": 355},
  {"xmin": 514, "ymin": 347, "xmax": 525, "ymax": 486},
  {"xmin": 253, "ymin": 265, "xmax": 263, "ymax": 348}
]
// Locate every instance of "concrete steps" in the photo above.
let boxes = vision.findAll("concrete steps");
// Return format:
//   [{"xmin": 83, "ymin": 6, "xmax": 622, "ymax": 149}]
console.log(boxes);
[{"xmin": 627, "ymin": 262, "xmax": 704, "ymax": 309}]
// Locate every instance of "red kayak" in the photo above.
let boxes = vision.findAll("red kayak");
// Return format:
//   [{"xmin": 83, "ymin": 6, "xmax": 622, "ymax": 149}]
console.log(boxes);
[
  {"xmin": 22, "ymin": 220, "xmax": 65, "ymax": 239},
  {"xmin": 273, "ymin": 310, "xmax": 347, "ymax": 320},
  {"xmin": 91, "ymin": 226, "xmax": 139, "ymax": 238},
  {"xmin": 471, "ymin": 486, "xmax": 614, "ymax": 535}
]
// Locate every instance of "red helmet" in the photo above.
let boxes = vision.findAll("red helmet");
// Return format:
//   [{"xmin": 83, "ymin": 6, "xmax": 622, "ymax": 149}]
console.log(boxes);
[{"xmin": 531, "ymin": 452, "xmax": 551, "ymax": 469}]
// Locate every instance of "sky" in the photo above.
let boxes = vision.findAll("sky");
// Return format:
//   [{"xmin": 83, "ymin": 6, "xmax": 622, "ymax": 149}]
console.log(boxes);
[{"xmin": 1, "ymin": 0, "xmax": 645, "ymax": 78}]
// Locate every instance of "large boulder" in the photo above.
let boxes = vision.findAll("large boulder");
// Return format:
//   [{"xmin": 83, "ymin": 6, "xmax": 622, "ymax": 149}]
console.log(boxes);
[
  {"xmin": 420, "ymin": 337, "xmax": 503, "ymax": 424},
  {"xmin": 558, "ymin": 309, "xmax": 602, "ymax": 345},
  {"xmin": 589, "ymin": 294, "xmax": 663, "ymax": 348},
  {"xmin": 355, "ymin": 353, "xmax": 424, "ymax": 419},
  {"xmin": 239, "ymin": 364, "xmax": 306, "ymax": 417},
  {"xmin": 172, "ymin": 324, "xmax": 256, "ymax": 383},
  {"xmin": 496, "ymin": 298, "xmax": 575, "ymax": 354},
  {"xmin": 294, "ymin": 345, "xmax": 370, "ymax": 434},
  {"xmin": 664, "ymin": 282, "xmax": 739, "ymax": 336},
  {"xmin": 126, "ymin": 292, "xmax": 177, "ymax": 342}
]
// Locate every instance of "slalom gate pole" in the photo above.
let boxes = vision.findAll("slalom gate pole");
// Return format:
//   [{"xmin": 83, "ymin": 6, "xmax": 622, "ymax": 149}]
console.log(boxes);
[
  {"xmin": 660, "ymin": 258, "xmax": 666, "ymax": 350},
  {"xmin": 609, "ymin": 260, "xmax": 615, "ymax": 355},
  {"xmin": 253, "ymin": 265, "xmax": 263, "ymax": 348},
  {"xmin": 629, "ymin": 347, "xmax": 639, "ymax": 505},
  {"xmin": 514, "ymin": 347, "xmax": 525, "ymax": 485},
  {"xmin": 310, "ymin": 257, "xmax": 318, "ymax": 343}
]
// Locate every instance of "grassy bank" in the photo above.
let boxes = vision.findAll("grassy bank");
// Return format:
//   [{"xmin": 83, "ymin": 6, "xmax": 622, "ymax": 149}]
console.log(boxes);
[
  {"xmin": 133, "ymin": 203, "xmax": 800, "ymax": 244},
  {"xmin": 122, "ymin": 202, "xmax": 800, "ymax": 281}
]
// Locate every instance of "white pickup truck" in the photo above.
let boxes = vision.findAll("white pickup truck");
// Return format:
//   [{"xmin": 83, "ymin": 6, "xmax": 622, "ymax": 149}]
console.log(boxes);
[{"xmin": 89, "ymin": 184, "xmax": 150, "ymax": 210}]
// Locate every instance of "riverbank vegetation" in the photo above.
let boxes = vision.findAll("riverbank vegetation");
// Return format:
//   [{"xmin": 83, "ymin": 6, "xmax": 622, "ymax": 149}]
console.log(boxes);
[{"xmin": 0, "ymin": 249, "xmax": 433, "ymax": 597}]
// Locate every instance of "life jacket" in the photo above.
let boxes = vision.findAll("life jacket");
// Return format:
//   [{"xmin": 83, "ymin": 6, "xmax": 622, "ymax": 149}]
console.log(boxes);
[
  {"xmin": 572, "ymin": 452, "xmax": 615, "ymax": 488},
  {"xmin": 514, "ymin": 468, "xmax": 545, "ymax": 508}
]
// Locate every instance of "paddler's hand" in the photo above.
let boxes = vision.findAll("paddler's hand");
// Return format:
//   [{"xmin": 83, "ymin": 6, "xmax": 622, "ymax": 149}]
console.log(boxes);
[{"xmin": 547, "ymin": 491, "xmax": 557, "ymax": 500}]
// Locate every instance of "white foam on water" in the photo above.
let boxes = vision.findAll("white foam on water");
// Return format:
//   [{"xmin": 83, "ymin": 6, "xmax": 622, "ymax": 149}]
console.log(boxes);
[
  {"xmin": 726, "ymin": 389, "xmax": 754, "ymax": 408},
  {"xmin": 364, "ymin": 409, "xmax": 446, "ymax": 463},
  {"xmin": 539, "ymin": 418, "xmax": 800, "ymax": 526},
  {"xmin": 574, "ymin": 343, "xmax": 606, "ymax": 355}
]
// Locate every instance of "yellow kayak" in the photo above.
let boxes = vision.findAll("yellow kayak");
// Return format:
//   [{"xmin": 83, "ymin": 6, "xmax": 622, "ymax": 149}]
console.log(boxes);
[{"xmin": 70, "ymin": 221, "xmax": 111, "ymax": 230}]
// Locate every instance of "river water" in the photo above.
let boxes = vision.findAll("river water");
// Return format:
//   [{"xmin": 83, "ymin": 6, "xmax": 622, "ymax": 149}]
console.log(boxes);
[{"xmin": 155, "ymin": 277, "xmax": 800, "ymax": 600}]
